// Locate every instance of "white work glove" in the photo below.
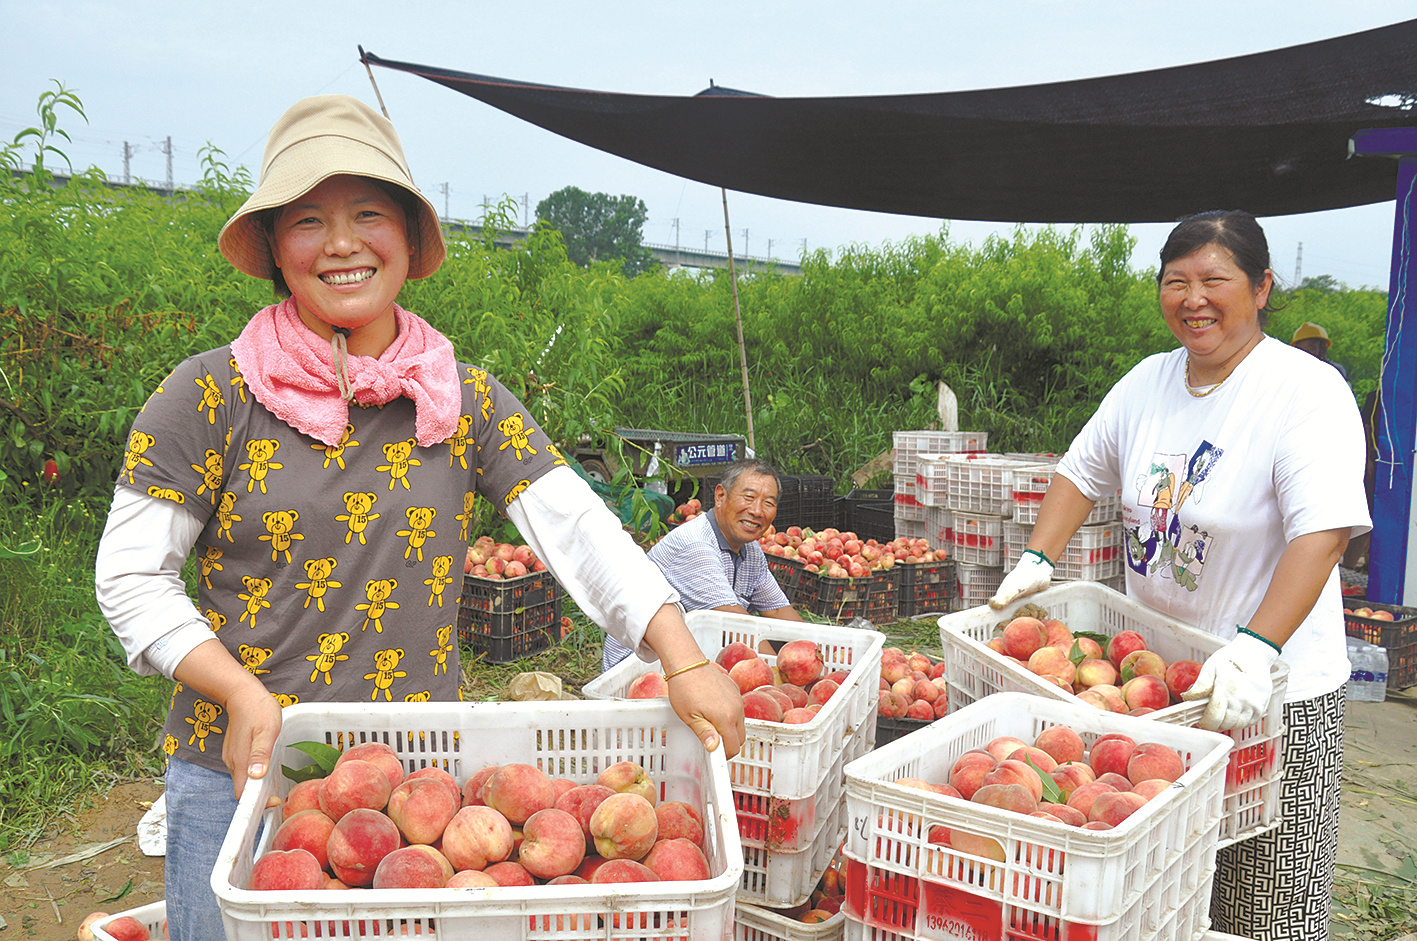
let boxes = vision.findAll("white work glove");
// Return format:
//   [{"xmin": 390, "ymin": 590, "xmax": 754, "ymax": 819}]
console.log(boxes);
[
  {"xmin": 1182, "ymin": 631, "xmax": 1279, "ymax": 731},
  {"xmin": 988, "ymin": 550, "xmax": 1054, "ymax": 610}
]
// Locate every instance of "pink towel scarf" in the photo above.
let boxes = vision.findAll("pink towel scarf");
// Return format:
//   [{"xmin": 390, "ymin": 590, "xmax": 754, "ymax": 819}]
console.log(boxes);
[{"xmin": 231, "ymin": 298, "xmax": 461, "ymax": 449}]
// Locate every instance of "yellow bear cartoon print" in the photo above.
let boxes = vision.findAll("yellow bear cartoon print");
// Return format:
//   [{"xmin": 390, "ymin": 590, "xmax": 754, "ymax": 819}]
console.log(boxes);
[
  {"xmin": 336, "ymin": 491, "xmax": 381, "ymax": 545},
  {"xmin": 238, "ymin": 643, "xmax": 274, "ymax": 676},
  {"xmin": 216, "ymin": 491, "xmax": 242, "ymax": 543},
  {"xmin": 404, "ymin": 690, "xmax": 432, "ymax": 703},
  {"xmin": 497, "ymin": 413, "xmax": 539, "ymax": 461},
  {"xmin": 163, "ymin": 733, "xmax": 180, "ymax": 757},
  {"xmin": 546, "ymin": 442, "xmax": 569, "ymax": 467},
  {"xmin": 424, "ymin": 555, "xmax": 454, "ymax": 607},
  {"xmin": 365, "ymin": 648, "xmax": 408, "ymax": 701},
  {"xmin": 307, "ymin": 631, "xmax": 351, "ymax": 684},
  {"xmin": 446, "ymin": 414, "xmax": 474, "ymax": 470},
  {"xmin": 457, "ymin": 491, "xmax": 476, "ymax": 541},
  {"xmin": 429, "ymin": 624, "xmax": 454, "ymax": 675},
  {"xmin": 239, "ymin": 438, "xmax": 283, "ymax": 494},
  {"xmin": 273, "ymin": 692, "xmax": 300, "ymax": 708},
  {"xmin": 199, "ymin": 545, "xmax": 224, "ymax": 590},
  {"xmin": 194, "ymin": 373, "xmax": 225, "ymax": 424},
  {"xmin": 377, "ymin": 439, "xmax": 421, "ymax": 491},
  {"xmin": 357, "ymin": 579, "xmax": 400, "ymax": 633},
  {"xmin": 185, "ymin": 699, "xmax": 224, "ymax": 752},
  {"xmin": 238, "ymin": 575, "xmax": 273, "ymax": 628},
  {"xmin": 147, "ymin": 485, "xmax": 186, "ymax": 505},
  {"xmin": 191, "ymin": 449, "xmax": 224, "ymax": 504},
  {"xmin": 314, "ymin": 424, "xmax": 359, "ymax": 470},
  {"xmin": 504, "ymin": 479, "xmax": 532, "ymax": 507},
  {"xmin": 259, "ymin": 509, "xmax": 305, "ymax": 564},
  {"xmin": 464, "ymin": 367, "xmax": 493, "ymax": 421},
  {"xmin": 397, "ymin": 506, "xmax": 437, "ymax": 562},
  {"xmin": 169, "ymin": 681, "xmax": 184, "ymax": 710},
  {"xmin": 229, "ymin": 356, "xmax": 248, "ymax": 404},
  {"xmin": 122, "ymin": 431, "xmax": 156, "ymax": 484},
  {"xmin": 296, "ymin": 557, "xmax": 343, "ymax": 611},
  {"xmin": 203, "ymin": 607, "xmax": 226, "ymax": 633}
]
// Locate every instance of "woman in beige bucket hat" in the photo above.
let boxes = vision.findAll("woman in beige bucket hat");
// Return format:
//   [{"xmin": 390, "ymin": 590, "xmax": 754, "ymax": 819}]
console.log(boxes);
[{"xmin": 95, "ymin": 95, "xmax": 744, "ymax": 938}]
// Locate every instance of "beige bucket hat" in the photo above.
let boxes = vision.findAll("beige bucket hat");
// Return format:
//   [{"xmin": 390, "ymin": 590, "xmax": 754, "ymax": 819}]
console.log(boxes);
[{"xmin": 218, "ymin": 95, "xmax": 447, "ymax": 280}]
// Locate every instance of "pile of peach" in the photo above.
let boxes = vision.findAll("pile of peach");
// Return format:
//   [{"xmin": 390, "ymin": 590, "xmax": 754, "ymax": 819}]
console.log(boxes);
[
  {"xmin": 757, "ymin": 526, "xmax": 943, "ymax": 579},
  {"xmin": 988, "ymin": 616, "xmax": 1202, "ymax": 715},
  {"xmin": 628, "ymin": 639, "xmax": 843, "ymax": 725},
  {"xmin": 247, "ymin": 742, "xmax": 711, "ymax": 892},
  {"xmin": 877, "ymin": 647, "xmax": 949, "ymax": 721},
  {"xmin": 668, "ymin": 498, "xmax": 704, "ymax": 526},
  {"xmin": 464, "ymin": 536, "xmax": 548, "ymax": 579},
  {"xmin": 776, "ymin": 858, "xmax": 846, "ymax": 924},
  {"xmin": 77, "ymin": 914, "xmax": 151, "ymax": 941},
  {"xmin": 894, "ymin": 725, "xmax": 1188, "ymax": 858}
]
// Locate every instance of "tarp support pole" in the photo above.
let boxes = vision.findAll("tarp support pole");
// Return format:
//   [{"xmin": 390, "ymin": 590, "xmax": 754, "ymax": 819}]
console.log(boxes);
[{"xmin": 1351, "ymin": 127, "xmax": 1417, "ymax": 605}]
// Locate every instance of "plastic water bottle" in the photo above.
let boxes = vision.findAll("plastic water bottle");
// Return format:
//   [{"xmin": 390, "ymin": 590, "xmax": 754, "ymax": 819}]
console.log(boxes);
[{"xmin": 1346, "ymin": 636, "xmax": 1388, "ymax": 702}]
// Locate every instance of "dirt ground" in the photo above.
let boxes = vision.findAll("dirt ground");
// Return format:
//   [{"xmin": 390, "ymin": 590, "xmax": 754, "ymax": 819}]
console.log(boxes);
[{"xmin": 3, "ymin": 692, "xmax": 1414, "ymax": 941}]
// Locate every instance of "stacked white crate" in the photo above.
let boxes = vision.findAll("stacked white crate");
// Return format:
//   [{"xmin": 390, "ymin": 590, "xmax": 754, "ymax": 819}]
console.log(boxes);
[
  {"xmin": 1006, "ymin": 463, "xmax": 1125, "ymax": 584},
  {"xmin": 891, "ymin": 431, "xmax": 986, "ymax": 540}
]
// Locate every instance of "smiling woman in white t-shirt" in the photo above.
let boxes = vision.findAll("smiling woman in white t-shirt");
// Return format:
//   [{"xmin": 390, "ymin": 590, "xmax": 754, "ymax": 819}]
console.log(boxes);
[{"xmin": 989, "ymin": 210, "xmax": 1369, "ymax": 941}]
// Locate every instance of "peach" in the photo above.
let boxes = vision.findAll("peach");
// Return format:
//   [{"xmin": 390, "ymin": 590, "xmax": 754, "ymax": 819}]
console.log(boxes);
[
  {"xmin": 1118, "ymin": 649, "xmax": 1167, "ymax": 682},
  {"xmin": 1043, "ymin": 619, "xmax": 1074, "ymax": 648},
  {"xmin": 933, "ymin": 696, "xmax": 950, "ymax": 719},
  {"xmin": 282, "ymin": 778, "xmax": 325, "ymax": 820},
  {"xmin": 440, "ymin": 805, "xmax": 515, "ymax": 872},
  {"xmin": 910, "ymin": 678, "xmax": 941, "ymax": 704},
  {"xmin": 1105, "ymin": 631, "xmax": 1148, "ymax": 669},
  {"xmin": 78, "ymin": 912, "xmax": 110, "ymax": 941},
  {"xmin": 520, "ymin": 808, "xmax": 588, "ymax": 879},
  {"xmin": 906, "ymin": 651, "xmax": 933, "ymax": 675},
  {"xmin": 890, "ymin": 676, "xmax": 917, "ymax": 700},
  {"xmin": 778, "ymin": 684, "xmax": 810, "ymax": 708},
  {"xmin": 1066, "ymin": 781, "xmax": 1119, "ymax": 818},
  {"xmin": 1081, "ymin": 821, "xmax": 1114, "ymax": 831},
  {"xmin": 483, "ymin": 763, "xmax": 556, "ymax": 824},
  {"xmin": 1165, "ymin": 660, "xmax": 1203, "ymax": 701},
  {"xmin": 575, "ymin": 854, "xmax": 611, "ymax": 881},
  {"xmin": 905, "ymin": 700, "xmax": 935, "ymax": 720},
  {"xmin": 552, "ymin": 778, "xmax": 578, "ymax": 801},
  {"xmin": 1038, "ymin": 802, "xmax": 1087, "ymax": 827},
  {"xmin": 446, "ymin": 869, "xmax": 499, "ymax": 887},
  {"xmin": 249, "ymin": 847, "xmax": 325, "ymax": 891},
  {"xmin": 1075, "ymin": 637, "xmax": 1105, "ymax": 660},
  {"xmin": 761, "ymin": 685, "xmax": 795, "ymax": 713},
  {"xmin": 271, "ymin": 809, "xmax": 336, "ymax": 871},
  {"xmin": 336, "ymin": 741, "xmax": 405, "ymax": 791},
  {"xmin": 1036, "ymin": 674, "xmax": 1073, "ymax": 691},
  {"xmin": 372, "ymin": 845, "xmax": 452, "ymax": 889},
  {"xmin": 1095, "ymin": 772, "xmax": 1134, "ymax": 791},
  {"xmin": 326, "ymin": 808, "xmax": 401, "ymax": 887},
  {"xmin": 324, "ymin": 875, "xmax": 352, "ymax": 889},
  {"xmin": 546, "ymin": 874, "xmax": 589, "ymax": 885},
  {"xmin": 1033, "ymin": 725, "xmax": 1085, "ymax": 765},
  {"xmin": 405, "ymin": 766, "xmax": 462, "ymax": 808},
  {"xmin": 1090, "ymin": 684, "xmax": 1129, "ymax": 713},
  {"xmin": 642, "ymin": 837, "xmax": 712, "ymax": 881},
  {"xmin": 590, "ymin": 792, "xmax": 659, "ymax": 860},
  {"xmin": 1121, "ymin": 674, "xmax": 1171, "ymax": 712},
  {"xmin": 1048, "ymin": 762, "xmax": 1096, "ymax": 799},
  {"xmin": 949, "ymin": 750, "xmax": 999, "ymax": 799},
  {"xmin": 1088, "ymin": 790, "xmax": 1148, "ymax": 827},
  {"xmin": 597, "ymin": 760, "xmax": 657, "ymax": 804},
  {"xmin": 318, "ymin": 759, "xmax": 393, "ymax": 822},
  {"xmin": 388, "ymin": 778, "xmax": 460, "ymax": 845},
  {"xmin": 1089, "ymin": 734, "xmax": 1136, "ymax": 777},
  {"xmin": 1131, "ymin": 779, "xmax": 1174, "ymax": 801},
  {"xmin": 1026, "ymin": 646, "xmax": 1076, "ymax": 685},
  {"xmin": 929, "ymin": 661, "xmax": 948, "ymax": 681},
  {"xmin": 742, "ymin": 690, "xmax": 785, "ymax": 722},
  {"xmin": 1007, "ymin": 746, "xmax": 1058, "ymax": 774},
  {"xmin": 655, "ymin": 800, "xmax": 704, "ymax": 846},
  {"xmin": 729, "ymin": 657, "xmax": 774, "ymax": 694},
  {"xmin": 777, "ymin": 639, "xmax": 826, "ymax": 686},
  {"xmin": 555, "ymin": 783, "xmax": 617, "ymax": 849},
  {"xmin": 101, "ymin": 917, "xmax": 151, "ymax": 941},
  {"xmin": 1002, "ymin": 617, "xmax": 1048, "ymax": 660},
  {"xmin": 785, "ymin": 707, "xmax": 818, "ymax": 723},
  {"xmin": 1075, "ymin": 658, "xmax": 1119, "ymax": 689},
  {"xmin": 628, "ymin": 672, "xmax": 669, "ymax": 699},
  {"xmin": 716, "ymin": 641, "xmax": 756, "ymax": 672},
  {"xmin": 881, "ymin": 655, "xmax": 912, "ymax": 685},
  {"xmin": 1127, "ymin": 742, "xmax": 1186, "ymax": 784},
  {"xmin": 484, "ymin": 861, "xmax": 535, "ymax": 886},
  {"xmin": 985, "ymin": 637, "xmax": 1009, "ymax": 655},
  {"xmin": 1076, "ymin": 688, "xmax": 1111, "ymax": 711},
  {"xmin": 985, "ymin": 736, "xmax": 1029, "ymax": 763},
  {"xmin": 808, "ymin": 678, "xmax": 840, "ymax": 707},
  {"xmin": 461, "ymin": 765, "xmax": 499, "ymax": 807},
  {"xmin": 981, "ymin": 759, "xmax": 1044, "ymax": 803},
  {"xmin": 591, "ymin": 858, "xmax": 661, "ymax": 883}
]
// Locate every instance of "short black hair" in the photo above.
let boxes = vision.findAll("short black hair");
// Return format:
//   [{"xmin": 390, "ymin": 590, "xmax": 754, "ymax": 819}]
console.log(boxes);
[{"xmin": 1158, "ymin": 209, "xmax": 1280, "ymax": 326}]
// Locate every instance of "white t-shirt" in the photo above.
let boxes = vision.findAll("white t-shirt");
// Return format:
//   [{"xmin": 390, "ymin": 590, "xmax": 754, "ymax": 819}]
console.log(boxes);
[{"xmin": 1057, "ymin": 336, "xmax": 1370, "ymax": 701}]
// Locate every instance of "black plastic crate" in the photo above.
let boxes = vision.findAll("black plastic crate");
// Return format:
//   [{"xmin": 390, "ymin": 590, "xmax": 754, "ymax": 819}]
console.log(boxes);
[
  {"xmin": 897, "ymin": 560, "xmax": 956, "ymax": 617},
  {"xmin": 1344, "ymin": 600, "xmax": 1417, "ymax": 689},
  {"xmin": 841, "ymin": 488, "xmax": 895, "ymax": 541},
  {"xmin": 875, "ymin": 715, "xmax": 936, "ymax": 747},
  {"xmin": 764, "ymin": 554, "xmax": 808, "ymax": 604},
  {"xmin": 457, "ymin": 571, "xmax": 563, "ymax": 663},
  {"xmin": 801, "ymin": 569, "xmax": 897, "ymax": 624}
]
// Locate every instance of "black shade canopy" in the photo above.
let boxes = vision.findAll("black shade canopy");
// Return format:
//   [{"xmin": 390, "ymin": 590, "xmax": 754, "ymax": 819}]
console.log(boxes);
[{"xmin": 364, "ymin": 19, "xmax": 1417, "ymax": 223}]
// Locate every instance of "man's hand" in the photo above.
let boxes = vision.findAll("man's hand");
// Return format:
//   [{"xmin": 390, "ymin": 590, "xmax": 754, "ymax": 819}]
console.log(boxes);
[
  {"xmin": 1181, "ymin": 632, "xmax": 1279, "ymax": 731},
  {"xmin": 667, "ymin": 661, "xmax": 745, "ymax": 759},
  {"xmin": 989, "ymin": 550, "xmax": 1054, "ymax": 610}
]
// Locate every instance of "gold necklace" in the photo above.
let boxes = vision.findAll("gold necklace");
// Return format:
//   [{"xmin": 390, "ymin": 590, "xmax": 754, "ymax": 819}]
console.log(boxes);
[{"xmin": 1184, "ymin": 356, "xmax": 1229, "ymax": 398}]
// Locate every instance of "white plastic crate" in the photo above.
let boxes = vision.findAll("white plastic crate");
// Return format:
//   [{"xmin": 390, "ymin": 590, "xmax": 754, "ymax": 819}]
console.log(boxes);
[
  {"xmin": 938, "ymin": 581, "xmax": 1289, "ymax": 847},
  {"xmin": 737, "ymin": 902, "xmax": 846, "ymax": 941},
  {"xmin": 736, "ymin": 715, "xmax": 872, "ymax": 851},
  {"xmin": 942, "ymin": 455, "xmax": 1050, "ymax": 517},
  {"xmin": 741, "ymin": 797, "xmax": 847, "ymax": 908},
  {"xmin": 954, "ymin": 563, "xmax": 1003, "ymax": 611},
  {"xmin": 923, "ymin": 506, "xmax": 952, "ymax": 551},
  {"xmin": 893, "ymin": 518, "xmax": 928, "ymax": 540},
  {"xmin": 212, "ymin": 699, "xmax": 741, "ymax": 941},
  {"xmin": 841, "ymin": 691, "xmax": 1232, "ymax": 929},
  {"xmin": 912, "ymin": 454, "xmax": 951, "ymax": 508},
  {"xmin": 892, "ymin": 475, "xmax": 924, "ymax": 522},
  {"xmin": 892, "ymin": 431, "xmax": 988, "ymax": 475},
  {"xmin": 950, "ymin": 511, "xmax": 1005, "ymax": 566},
  {"xmin": 584, "ymin": 610, "xmax": 884, "ymax": 801},
  {"xmin": 1002, "ymin": 520, "xmax": 1125, "ymax": 581},
  {"xmin": 91, "ymin": 903, "xmax": 166, "ymax": 941},
  {"xmin": 1011, "ymin": 466, "xmax": 1122, "ymax": 526}
]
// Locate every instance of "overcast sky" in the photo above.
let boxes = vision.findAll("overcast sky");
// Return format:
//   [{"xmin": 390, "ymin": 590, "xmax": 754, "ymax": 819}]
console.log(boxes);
[{"xmin": 4, "ymin": 2, "xmax": 1413, "ymax": 290}]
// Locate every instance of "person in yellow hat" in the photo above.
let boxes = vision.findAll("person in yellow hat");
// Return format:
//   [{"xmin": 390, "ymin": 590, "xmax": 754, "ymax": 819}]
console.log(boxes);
[{"xmin": 1292, "ymin": 321, "xmax": 1348, "ymax": 379}]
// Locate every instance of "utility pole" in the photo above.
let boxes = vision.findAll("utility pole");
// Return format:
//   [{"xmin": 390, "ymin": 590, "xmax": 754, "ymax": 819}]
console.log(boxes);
[
  {"xmin": 742, "ymin": 228, "xmax": 749, "ymax": 260},
  {"xmin": 520, "ymin": 193, "xmax": 529, "ymax": 228},
  {"xmin": 162, "ymin": 136, "xmax": 173, "ymax": 191},
  {"xmin": 122, "ymin": 142, "xmax": 134, "ymax": 184},
  {"xmin": 1294, "ymin": 242, "xmax": 1303, "ymax": 286},
  {"xmin": 671, "ymin": 218, "xmax": 681, "ymax": 266},
  {"xmin": 438, "ymin": 182, "xmax": 450, "ymax": 221},
  {"xmin": 767, "ymin": 238, "xmax": 774, "ymax": 260},
  {"xmin": 800, "ymin": 237, "xmax": 808, "ymax": 257},
  {"xmin": 705, "ymin": 229, "xmax": 712, "ymax": 252}
]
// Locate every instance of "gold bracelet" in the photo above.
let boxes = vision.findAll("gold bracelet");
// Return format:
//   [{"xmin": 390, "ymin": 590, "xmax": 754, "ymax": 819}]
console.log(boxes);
[{"xmin": 664, "ymin": 658, "xmax": 711, "ymax": 681}]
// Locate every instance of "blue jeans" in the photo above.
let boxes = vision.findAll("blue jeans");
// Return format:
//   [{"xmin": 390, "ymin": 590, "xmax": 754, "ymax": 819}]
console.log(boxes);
[{"xmin": 164, "ymin": 756, "xmax": 240, "ymax": 941}]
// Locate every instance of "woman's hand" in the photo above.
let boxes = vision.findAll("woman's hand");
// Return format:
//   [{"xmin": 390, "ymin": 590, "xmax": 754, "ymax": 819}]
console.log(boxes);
[
  {"xmin": 1182, "ymin": 632, "xmax": 1280, "ymax": 730},
  {"xmin": 667, "ymin": 661, "xmax": 746, "ymax": 758},
  {"xmin": 174, "ymin": 638, "xmax": 284, "ymax": 799}
]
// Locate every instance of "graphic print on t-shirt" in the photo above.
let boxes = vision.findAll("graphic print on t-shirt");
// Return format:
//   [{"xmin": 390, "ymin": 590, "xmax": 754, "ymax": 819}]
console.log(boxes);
[{"xmin": 1125, "ymin": 440, "xmax": 1223, "ymax": 590}]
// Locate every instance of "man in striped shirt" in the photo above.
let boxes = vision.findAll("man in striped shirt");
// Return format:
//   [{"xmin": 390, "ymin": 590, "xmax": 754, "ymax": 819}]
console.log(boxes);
[{"xmin": 603, "ymin": 459, "xmax": 803, "ymax": 670}]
